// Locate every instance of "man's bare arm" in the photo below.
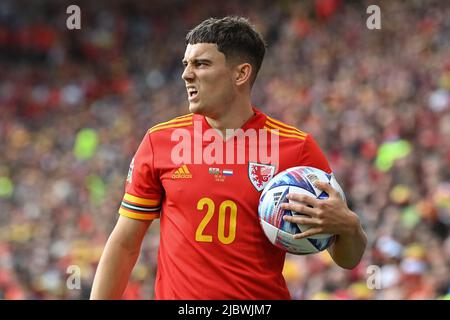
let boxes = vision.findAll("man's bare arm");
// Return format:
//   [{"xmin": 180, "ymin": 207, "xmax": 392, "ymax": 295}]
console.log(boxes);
[
  {"xmin": 326, "ymin": 210, "xmax": 367, "ymax": 269},
  {"xmin": 90, "ymin": 215, "xmax": 152, "ymax": 299}
]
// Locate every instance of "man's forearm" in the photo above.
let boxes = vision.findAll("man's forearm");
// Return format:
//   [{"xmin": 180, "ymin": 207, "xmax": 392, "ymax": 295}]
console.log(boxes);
[
  {"xmin": 328, "ymin": 214, "xmax": 367, "ymax": 269},
  {"xmin": 90, "ymin": 237, "xmax": 140, "ymax": 299}
]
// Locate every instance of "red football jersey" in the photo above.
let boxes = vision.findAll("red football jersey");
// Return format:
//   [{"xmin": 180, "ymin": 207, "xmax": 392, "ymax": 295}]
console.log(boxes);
[{"xmin": 119, "ymin": 108, "xmax": 331, "ymax": 299}]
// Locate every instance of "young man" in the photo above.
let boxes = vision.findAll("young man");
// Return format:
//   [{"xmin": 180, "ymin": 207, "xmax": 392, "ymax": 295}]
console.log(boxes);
[{"xmin": 90, "ymin": 16, "xmax": 367, "ymax": 300}]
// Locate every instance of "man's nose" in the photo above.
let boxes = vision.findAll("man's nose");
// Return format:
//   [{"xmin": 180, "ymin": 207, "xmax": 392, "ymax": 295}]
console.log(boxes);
[{"xmin": 182, "ymin": 65, "xmax": 195, "ymax": 82}]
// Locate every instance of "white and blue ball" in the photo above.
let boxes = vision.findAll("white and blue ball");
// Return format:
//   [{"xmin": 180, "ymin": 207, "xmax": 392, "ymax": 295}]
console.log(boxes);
[{"xmin": 258, "ymin": 166, "xmax": 346, "ymax": 255}]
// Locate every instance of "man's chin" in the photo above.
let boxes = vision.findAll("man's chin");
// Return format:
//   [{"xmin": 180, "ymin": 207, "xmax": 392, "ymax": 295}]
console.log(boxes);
[{"xmin": 188, "ymin": 103, "xmax": 204, "ymax": 115}]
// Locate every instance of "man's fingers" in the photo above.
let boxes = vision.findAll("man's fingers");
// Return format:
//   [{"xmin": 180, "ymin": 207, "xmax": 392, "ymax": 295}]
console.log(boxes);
[
  {"xmin": 286, "ymin": 193, "xmax": 318, "ymax": 207},
  {"xmin": 281, "ymin": 202, "xmax": 316, "ymax": 216},
  {"xmin": 283, "ymin": 215, "xmax": 319, "ymax": 226},
  {"xmin": 314, "ymin": 181, "xmax": 338, "ymax": 198},
  {"xmin": 293, "ymin": 228, "xmax": 322, "ymax": 240}
]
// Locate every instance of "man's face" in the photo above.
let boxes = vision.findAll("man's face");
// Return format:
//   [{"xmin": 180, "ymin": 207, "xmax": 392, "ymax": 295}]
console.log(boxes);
[{"xmin": 182, "ymin": 43, "xmax": 235, "ymax": 116}]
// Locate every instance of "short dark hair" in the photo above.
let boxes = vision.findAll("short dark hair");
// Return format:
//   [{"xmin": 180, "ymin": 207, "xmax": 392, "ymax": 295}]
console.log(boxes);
[{"xmin": 185, "ymin": 16, "xmax": 266, "ymax": 86}]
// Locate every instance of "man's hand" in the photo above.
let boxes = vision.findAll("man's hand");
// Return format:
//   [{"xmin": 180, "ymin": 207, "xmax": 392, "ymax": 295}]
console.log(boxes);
[
  {"xmin": 281, "ymin": 181, "xmax": 359, "ymax": 239},
  {"xmin": 281, "ymin": 180, "xmax": 367, "ymax": 269}
]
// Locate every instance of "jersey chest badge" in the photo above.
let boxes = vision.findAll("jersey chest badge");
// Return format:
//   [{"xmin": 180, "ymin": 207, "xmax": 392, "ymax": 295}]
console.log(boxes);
[{"xmin": 248, "ymin": 162, "xmax": 276, "ymax": 191}]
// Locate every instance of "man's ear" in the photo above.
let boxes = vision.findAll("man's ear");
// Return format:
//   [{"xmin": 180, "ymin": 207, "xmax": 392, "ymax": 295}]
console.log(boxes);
[{"xmin": 235, "ymin": 63, "xmax": 252, "ymax": 86}]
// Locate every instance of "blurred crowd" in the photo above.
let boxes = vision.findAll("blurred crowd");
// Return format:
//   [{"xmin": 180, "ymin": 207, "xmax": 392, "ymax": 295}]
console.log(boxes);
[{"xmin": 0, "ymin": 0, "xmax": 449, "ymax": 300}]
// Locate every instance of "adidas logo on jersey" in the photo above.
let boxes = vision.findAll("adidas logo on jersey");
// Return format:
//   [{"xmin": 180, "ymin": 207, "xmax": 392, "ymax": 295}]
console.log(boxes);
[{"xmin": 172, "ymin": 165, "xmax": 192, "ymax": 179}]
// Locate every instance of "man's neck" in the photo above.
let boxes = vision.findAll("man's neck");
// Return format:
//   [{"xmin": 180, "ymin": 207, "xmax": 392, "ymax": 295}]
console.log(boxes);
[{"xmin": 205, "ymin": 102, "xmax": 254, "ymax": 138}]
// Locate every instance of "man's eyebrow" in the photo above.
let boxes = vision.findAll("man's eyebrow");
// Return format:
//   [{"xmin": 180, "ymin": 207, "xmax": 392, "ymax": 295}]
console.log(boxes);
[{"xmin": 182, "ymin": 58, "xmax": 212, "ymax": 65}]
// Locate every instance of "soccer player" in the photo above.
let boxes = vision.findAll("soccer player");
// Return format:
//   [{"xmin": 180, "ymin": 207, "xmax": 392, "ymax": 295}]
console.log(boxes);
[{"xmin": 90, "ymin": 16, "xmax": 367, "ymax": 299}]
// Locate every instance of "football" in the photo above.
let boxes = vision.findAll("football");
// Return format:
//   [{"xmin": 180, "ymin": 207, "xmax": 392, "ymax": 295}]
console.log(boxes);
[{"xmin": 258, "ymin": 166, "xmax": 346, "ymax": 255}]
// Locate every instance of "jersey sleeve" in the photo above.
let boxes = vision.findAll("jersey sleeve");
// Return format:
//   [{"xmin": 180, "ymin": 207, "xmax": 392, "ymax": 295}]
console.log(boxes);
[
  {"xmin": 298, "ymin": 134, "xmax": 332, "ymax": 174},
  {"xmin": 118, "ymin": 132, "xmax": 162, "ymax": 220}
]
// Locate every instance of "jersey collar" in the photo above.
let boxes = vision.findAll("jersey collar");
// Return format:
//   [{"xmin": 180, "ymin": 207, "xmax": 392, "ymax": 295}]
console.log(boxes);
[{"xmin": 193, "ymin": 106, "xmax": 267, "ymax": 135}]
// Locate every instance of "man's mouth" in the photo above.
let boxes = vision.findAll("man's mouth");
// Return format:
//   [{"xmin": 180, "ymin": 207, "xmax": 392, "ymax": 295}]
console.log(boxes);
[{"xmin": 187, "ymin": 87, "xmax": 198, "ymax": 100}]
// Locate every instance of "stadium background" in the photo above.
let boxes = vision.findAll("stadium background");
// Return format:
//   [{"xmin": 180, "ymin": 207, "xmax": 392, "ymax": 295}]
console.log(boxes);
[{"xmin": 0, "ymin": 0, "xmax": 449, "ymax": 299}]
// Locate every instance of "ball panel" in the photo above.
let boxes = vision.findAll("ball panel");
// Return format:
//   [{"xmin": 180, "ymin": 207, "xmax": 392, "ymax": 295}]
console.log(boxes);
[
  {"xmin": 308, "ymin": 235, "xmax": 336, "ymax": 251},
  {"xmin": 265, "ymin": 171, "xmax": 317, "ymax": 197},
  {"xmin": 329, "ymin": 173, "xmax": 346, "ymax": 202},
  {"xmin": 258, "ymin": 186, "xmax": 288, "ymax": 227},
  {"xmin": 275, "ymin": 228, "xmax": 320, "ymax": 255},
  {"xmin": 259, "ymin": 219, "xmax": 279, "ymax": 244}
]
